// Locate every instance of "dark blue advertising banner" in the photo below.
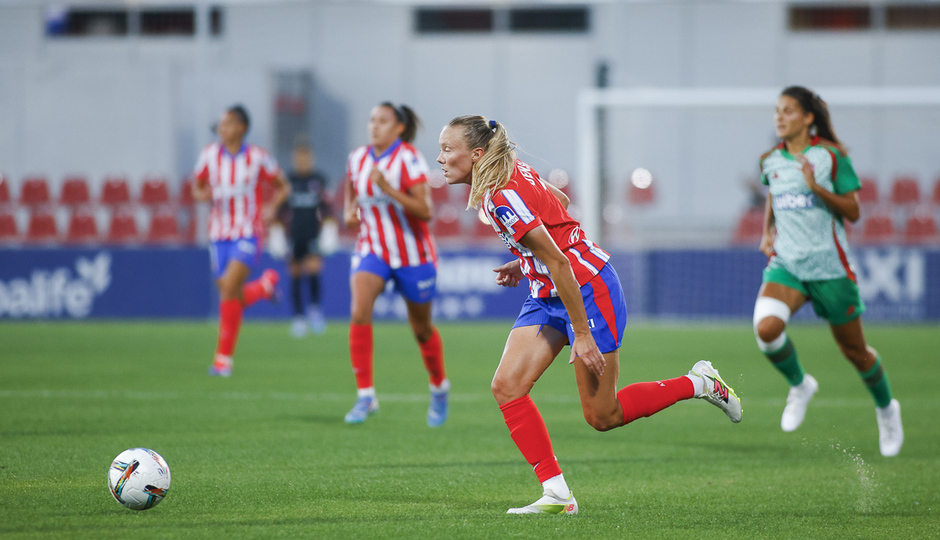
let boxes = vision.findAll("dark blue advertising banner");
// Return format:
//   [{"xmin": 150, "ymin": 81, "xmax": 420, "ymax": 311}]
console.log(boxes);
[{"xmin": 1, "ymin": 247, "xmax": 937, "ymax": 321}]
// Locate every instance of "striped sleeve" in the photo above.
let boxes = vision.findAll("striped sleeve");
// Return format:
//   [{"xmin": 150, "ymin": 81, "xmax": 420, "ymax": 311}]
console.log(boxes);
[
  {"xmin": 194, "ymin": 145, "xmax": 212, "ymax": 183},
  {"xmin": 492, "ymin": 189, "xmax": 542, "ymax": 242},
  {"xmin": 256, "ymin": 147, "xmax": 281, "ymax": 183}
]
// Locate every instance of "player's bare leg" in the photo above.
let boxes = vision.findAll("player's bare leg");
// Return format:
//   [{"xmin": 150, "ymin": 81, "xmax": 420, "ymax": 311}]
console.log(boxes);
[
  {"xmin": 406, "ymin": 299, "xmax": 449, "ymax": 427},
  {"xmin": 345, "ymin": 271, "xmax": 386, "ymax": 423},
  {"xmin": 493, "ymin": 325, "xmax": 578, "ymax": 514},
  {"xmin": 830, "ymin": 317, "xmax": 902, "ymax": 456},
  {"xmin": 208, "ymin": 260, "xmax": 251, "ymax": 376},
  {"xmin": 755, "ymin": 283, "xmax": 816, "ymax": 431}
]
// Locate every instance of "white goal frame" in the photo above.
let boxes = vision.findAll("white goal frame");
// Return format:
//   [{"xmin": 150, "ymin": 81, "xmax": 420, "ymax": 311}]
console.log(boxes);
[{"xmin": 576, "ymin": 86, "xmax": 940, "ymax": 241}]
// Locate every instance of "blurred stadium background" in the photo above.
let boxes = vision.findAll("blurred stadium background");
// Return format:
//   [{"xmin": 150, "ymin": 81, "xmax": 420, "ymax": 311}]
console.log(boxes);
[{"xmin": 1, "ymin": 0, "xmax": 939, "ymax": 322}]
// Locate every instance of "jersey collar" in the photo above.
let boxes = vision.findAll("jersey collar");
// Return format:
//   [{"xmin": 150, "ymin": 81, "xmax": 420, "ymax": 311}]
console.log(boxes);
[
  {"xmin": 370, "ymin": 139, "xmax": 402, "ymax": 162},
  {"xmin": 220, "ymin": 142, "xmax": 248, "ymax": 158}
]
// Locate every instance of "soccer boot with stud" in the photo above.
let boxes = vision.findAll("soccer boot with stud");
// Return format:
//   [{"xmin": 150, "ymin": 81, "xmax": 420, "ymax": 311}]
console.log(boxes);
[{"xmin": 690, "ymin": 360, "xmax": 742, "ymax": 423}]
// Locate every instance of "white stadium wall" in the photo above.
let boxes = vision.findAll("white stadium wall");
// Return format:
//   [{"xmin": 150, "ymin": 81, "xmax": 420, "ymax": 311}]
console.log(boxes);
[{"xmin": 1, "ymin": 0, "xmax": 939, "ymax": 245}]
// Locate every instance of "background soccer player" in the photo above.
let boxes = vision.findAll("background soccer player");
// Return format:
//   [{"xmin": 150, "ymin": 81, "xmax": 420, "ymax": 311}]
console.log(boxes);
[
  {"xmin": 753, "ymin": 86, "xmax": 903, "ymax": 456},
  {"xmin": 437, "ymin": 115, "xmax": 742, "ymax": 515},
  {"xmin": 285, "ymin": 142, "xmax": 332, "ymax": 337},
  {"xmin": 342, "ymin": 102, "xmax": 448, "ymax": 426},
  {"xmin": 192, "ymin": 104, "xmax": 290, "ymax": 377}
]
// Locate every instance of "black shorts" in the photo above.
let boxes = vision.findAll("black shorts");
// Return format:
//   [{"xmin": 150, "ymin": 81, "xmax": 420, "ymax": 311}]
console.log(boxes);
[{"xmin": 290, "ymin": 224, "xmax": 321, "ymax": 261}]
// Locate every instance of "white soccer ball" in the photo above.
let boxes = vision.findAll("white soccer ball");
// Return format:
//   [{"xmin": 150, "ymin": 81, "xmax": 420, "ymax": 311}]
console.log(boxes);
[{"xmin": 107, "ymin": 448, "xmax": 171, "ymax": 510}]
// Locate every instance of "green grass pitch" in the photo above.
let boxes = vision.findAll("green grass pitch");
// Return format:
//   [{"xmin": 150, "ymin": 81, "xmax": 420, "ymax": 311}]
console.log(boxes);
[{"xmin": 1, "ymin": 320, "xmax": 937, "ymax": 539}]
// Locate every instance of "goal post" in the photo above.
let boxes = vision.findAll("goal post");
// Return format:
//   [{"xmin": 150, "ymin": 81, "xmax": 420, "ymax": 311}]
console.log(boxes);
[{"xmin": 576, "ymin": 86, "xmax": 940, "ymax": 244}]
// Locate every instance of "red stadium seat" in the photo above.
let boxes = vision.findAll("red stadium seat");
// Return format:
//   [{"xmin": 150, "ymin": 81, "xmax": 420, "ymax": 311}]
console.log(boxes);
[
  {"xmin": 0, "ymin": 211, "xmax": 17, "ymax": 242},
  {"xmin": 860, "ymin": 214, "xmax": 895, "ymax": 244},
  {"xmin": 60, "ymin": 176, "xmax": 91, "ymax": 205},
  {"xmin": 179, "ymin": 177, "xmax": 196, "ymax": 207},
  {"xmin": 0, "ymin": 175, "xmax": 11, "ymax": 205},
  {"xmin": 106, "ymin": 211, "xmax": 139, "ymax": 244},
  {"xmin": 101, "ymin": 176, "xmax": 131, "ymax": 206},
  {"xmin": 932, "ymin": 177, "xmax": 940, "ymax": 205},
  {"xmin": 432, "ymin": 203, "xmax": 462, "ymax": 238},
  {"xmin": 857, "ymin": 177, "xmax": 879, "ymax": 204},
  {"xmin": 431, "ymin": 185, "xmax": 451, "ymax": 204},
  {"xmin": 732, "ymin": 208, "xmax": 765, "ymax": 245},
  {"xmin": 65, "ymin": 211, "xmax": 99, "ymax": 244},
  {"xmin": 140, "ymin": 177, "xmax": 171, "ymax": 206},
  {"xmin": 890, "ymin": 176, "xmax": 920, "ymax": 205},
  {"xmin": 146, "ymin": 210, "xmax": 180, "ymax": 244},
  {"xmin": 629, "ymin": 183, "xmax": 655, "ymax": 205},
  {"xmin": 25, "ymin": 210, "xmax": 58, "ymax": 243},
  {"xmin": 904, "ymin": 213, "xmax": 938, "ymax": 244},
  {"xmin": 180, "ymin": 207, "xmax": 197, "ymax": 243},
  {"xmin": 20, "ymin": 176, "xmax": 51, "ymax": 206}
]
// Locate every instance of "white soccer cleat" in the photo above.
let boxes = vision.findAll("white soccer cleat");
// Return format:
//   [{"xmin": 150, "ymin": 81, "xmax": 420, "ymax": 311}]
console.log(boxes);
[
  {"xmin": 690, "ymin": 360, "xmax": 742, "ymax": 423},
  {"xmin": 290, "ymin": 316, "xmax": 307, "ymax": 338},
  {"xmin": 876, "ymin": 399, "xmax": 903, "ymax": 457},
  {"xmin": 781, "ymin": 374, "xmax": 818, "ymax": 432},
  {"xmin": 507, "ymin": 489, "xmax": 578, "ymax": 515}
]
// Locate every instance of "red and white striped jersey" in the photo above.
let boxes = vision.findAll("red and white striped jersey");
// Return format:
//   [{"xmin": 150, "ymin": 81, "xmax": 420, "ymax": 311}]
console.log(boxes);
[
  {"xmin": 347, "ymin": 139, "xmax": 437, "ymax": 268},
  {"xmin": 482, "ymin": 160, "xmax": 610, "ymax": 298},
  {"xmin": 193, "ymin": 143, "xmax": 281, "ymax": 242}
]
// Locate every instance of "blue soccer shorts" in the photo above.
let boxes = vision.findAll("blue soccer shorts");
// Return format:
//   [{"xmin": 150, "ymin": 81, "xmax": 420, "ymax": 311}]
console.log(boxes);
[
  {"xmin": 351, "ymin": 252, "xmax": 437, "ymax": 304},
  {"xmin": 512, "ymin": 263, "xmax": 627, "ymax": 354},
  {"xmin": 210, "ymin": 238, "xmax": 261, "ymax": 279}
]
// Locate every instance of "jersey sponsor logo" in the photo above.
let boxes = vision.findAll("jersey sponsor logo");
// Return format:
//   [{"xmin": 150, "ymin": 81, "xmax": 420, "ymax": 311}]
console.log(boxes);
[
  {"xmin": 495, "ymin": 205, "xmax": 520, "ymax": 229},
  {"xmin": 774, "ymin": 192, "xmax": 818, "ymax": 211}
]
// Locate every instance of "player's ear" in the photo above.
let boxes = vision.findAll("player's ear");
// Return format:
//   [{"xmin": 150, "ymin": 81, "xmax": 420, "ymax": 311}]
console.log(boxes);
[{"xmin": 471, "ymin": 147, "xmax": 485, "ymax": 162}]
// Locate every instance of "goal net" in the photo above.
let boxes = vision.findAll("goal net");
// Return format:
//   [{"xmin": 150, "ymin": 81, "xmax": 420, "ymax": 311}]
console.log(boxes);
[
  {"xmin": 575, "ymin": 86, "xmax": 940, "ymax": 249},
  {"xmin": 574, "ymin": 86, "xmax": 940, "ymax": 320}
]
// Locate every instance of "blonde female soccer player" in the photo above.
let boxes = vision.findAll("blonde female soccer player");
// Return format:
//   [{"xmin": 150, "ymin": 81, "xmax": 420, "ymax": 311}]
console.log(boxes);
[
  {"xmin": 192, "ymin": 105, "xmax": 290, "ymax": 377},
  {"xmin": 342, "ymin": 102, "xmax": 448, "ymax": 427},
  {"xmin": 437, "ymin": 115, "xmax": 741, "ymax": 515},
  {"xmin": 754, "ymin": 86, "xmax": 903, "ymax": 456}
]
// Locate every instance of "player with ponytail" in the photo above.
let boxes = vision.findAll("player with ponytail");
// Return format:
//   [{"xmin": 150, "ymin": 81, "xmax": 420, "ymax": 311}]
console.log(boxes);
[
  {"xmin": 437, "ymin": 115, "xmax": 742, "ymax": 514},
  {"xmin": 754, "ymin": 86, "xmax": 903, "ymax": 456},
  {"xmin": 341, "ymin": 102, "xmax": 448, "ymax": 427}
]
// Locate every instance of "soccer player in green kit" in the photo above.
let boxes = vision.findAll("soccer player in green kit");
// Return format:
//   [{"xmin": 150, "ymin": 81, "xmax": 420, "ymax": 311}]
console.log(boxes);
[{"xmin": 754, "ymin": 86, "xmax": 903, "ymax": 457}]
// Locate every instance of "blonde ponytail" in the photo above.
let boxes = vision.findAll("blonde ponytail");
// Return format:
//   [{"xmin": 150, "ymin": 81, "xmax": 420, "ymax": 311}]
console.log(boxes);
[{"xmin": 446, "ymin": 115, "xmax": 516, "ymax": 208}]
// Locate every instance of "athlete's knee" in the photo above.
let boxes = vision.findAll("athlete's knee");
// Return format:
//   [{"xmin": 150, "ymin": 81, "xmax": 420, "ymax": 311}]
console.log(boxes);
[
  {"xmin": 491, "ymin": 374, "xmax": 527, "ymax": 405},
  {"xmin": 349, "ymin": 304, "xmax": 373, "ymax": 326},
  {"xmin": 753, "ymin": 297, "xmax": 791, "ymax": 351},
  {"xmin": 409, "ymin": 319, "xmax": 434, "ymax": 343},
  {"xmin": 582, "ymin": 409, "xmax": 620, "ymax": 432}
]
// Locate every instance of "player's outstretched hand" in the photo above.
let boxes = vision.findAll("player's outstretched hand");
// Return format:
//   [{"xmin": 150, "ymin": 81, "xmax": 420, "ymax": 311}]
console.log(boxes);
[
  {"xmin": 570, "ymin": 333, "xmax": 605, "ymax": 377},
  {"xmin": 493, "ymin": 260, "xmax": 524, "ymax": 288}
]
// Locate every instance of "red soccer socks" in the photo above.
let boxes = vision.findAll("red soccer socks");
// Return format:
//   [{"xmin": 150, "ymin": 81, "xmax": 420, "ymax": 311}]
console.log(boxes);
[
  {"xmin": 617, "ymin": 376, "xmax": 695, "ymax": 425},
  {"xmin": 500, "ymin": 395, "xmax": 563, "ymax": 483},
  {"xmin": 349, "ymin": 323, "xmax": 374, "ymax": 389},
  {"xmin": 418, "ymin": 328, "xmax": 446, "ymax": 387}
]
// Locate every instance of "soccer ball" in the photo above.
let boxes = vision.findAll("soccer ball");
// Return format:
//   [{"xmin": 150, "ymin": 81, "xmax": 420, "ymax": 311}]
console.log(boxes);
[{"xmin": 107, "ymin": 448, "xmax": 171, "ymax": 510}]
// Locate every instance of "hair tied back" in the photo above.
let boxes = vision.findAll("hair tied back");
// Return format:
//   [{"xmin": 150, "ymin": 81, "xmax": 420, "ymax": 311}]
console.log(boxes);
[{"xmin": 489, "ymin": 120, "xmax": 498, "ymax": 131}]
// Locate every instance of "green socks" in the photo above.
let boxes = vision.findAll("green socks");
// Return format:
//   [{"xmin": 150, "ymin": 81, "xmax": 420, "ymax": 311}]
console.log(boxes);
[
  {"xmin": 860, "ymin": 356, "xmax": 893, "ymax": 409},
  {"xmin": 765, "ymin": 336, "xmax": 805, "ymax": 387}
]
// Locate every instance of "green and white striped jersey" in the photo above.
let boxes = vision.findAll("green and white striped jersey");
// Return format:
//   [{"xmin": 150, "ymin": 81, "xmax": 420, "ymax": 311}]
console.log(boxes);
[{"xmin": 760, "ymin": 137, "xmax": 861, "ymax": 281}]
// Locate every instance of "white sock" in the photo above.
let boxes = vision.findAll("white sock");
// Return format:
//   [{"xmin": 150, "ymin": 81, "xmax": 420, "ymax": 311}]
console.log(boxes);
[
  {"xmin": 357, "ymin": 387, "xmax": 376, "ymax": 399},
  {"xmin": 685, "ymin": 374, "xmax": 705, "ymax": 397},
  {"xmin": 542, "ymin": 473, "xmax": 571, "ymax": 500},
  {"xmin": 430, "ymin": 378, "xmax": 450, "ymax": 394}
]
